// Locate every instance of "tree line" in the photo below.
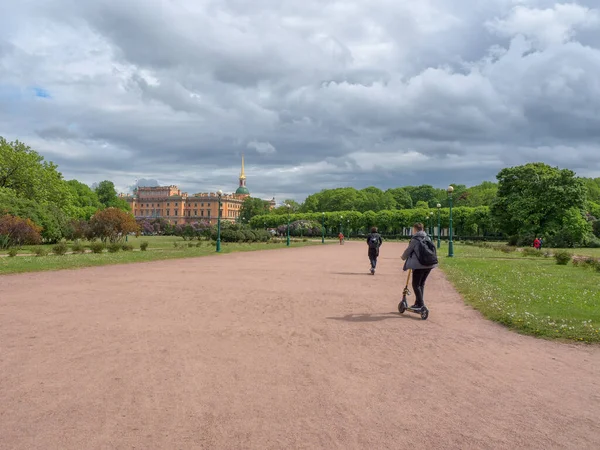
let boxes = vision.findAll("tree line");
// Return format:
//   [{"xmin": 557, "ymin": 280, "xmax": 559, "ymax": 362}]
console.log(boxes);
[{"xmin": 1, "ymin": 137, "xmax": 132, "ymax": 246}]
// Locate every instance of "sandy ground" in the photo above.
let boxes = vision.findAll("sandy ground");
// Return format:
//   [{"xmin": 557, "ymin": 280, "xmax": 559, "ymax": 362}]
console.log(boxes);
[{"xmin": 1, "ymin": 241, "xmax": 599, "ymax": 450}]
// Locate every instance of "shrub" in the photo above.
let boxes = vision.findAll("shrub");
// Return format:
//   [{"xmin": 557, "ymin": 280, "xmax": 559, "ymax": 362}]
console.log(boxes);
[
  {"xmin": 52, "ymin": 241, "xmax": 69, "ymax": 255},
  {"xmin": 88, "ymin": 208, "xmax": 140, "ymax": 243},
  {"xmin": 0, "ymin": 215, "xmax": 43, "ymax": 248},
  {"xmin": 586, "ymin": 237, "xmax": 600, "ymax": 248},
  {"xmin": 196, "ymin": 242, "xmax": 202, "ymax": 247},
  {"xmin": 33, "ymin": 247, "xmax": 48, "ymax": 257},
  {"xmin": 553, "ymin": 250, "xmax": 572, "ymax": 265},
  {"xmin": 522, "ymin": 247, "xmax": 543, "ymax": 257},
  {"xmin": 8, "ymin": 248, "xmax": 18, "ymax": 257},
  {"xmin": 90, "ymin": 242, "xmax": 105, "ymax": 253},
  {"xmin": 107, "ymin": 243, "xmax": 121, "ymax": 253},
  {"xmin": 500, "ymin": 246, "xmax": 516, "ymax": 253},
  {"xmin": 122, "ymin": 243, "xmax": 134, "ymax": 251},
  {"xmin": 187, "ymin": 242, "xmax": 194, "ymax": 248},
  {"xmin": 173, "ymin": 242, "xmax": 180, "ymax": 248},
  {"xmin": 71, "ymin": 240, "xmax": 86, "ymax": 254},
  {"xmin": 140, "ymin": 241, "xmax": 149, "ymax": 251}
]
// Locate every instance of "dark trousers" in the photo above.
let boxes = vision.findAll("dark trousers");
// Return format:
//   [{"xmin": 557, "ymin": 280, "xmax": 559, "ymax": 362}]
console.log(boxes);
[
  {"xmin": 412, "ymin": 268, "xmax": 432, "ymax": 307},
  {"xmin": 368, "ymin": 248, "xmax": 379, "ymax": 268}
]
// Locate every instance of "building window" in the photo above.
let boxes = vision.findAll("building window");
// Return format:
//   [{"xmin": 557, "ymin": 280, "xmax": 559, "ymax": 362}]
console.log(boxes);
[
  {"xmin": 201, "ymin": 203, "xmax": 204, "ymax": 207},
  {"xmin": 194, "ymin": 210, "xmax": 197, "ymax": 216},
  {"xmin": 175, "ymin": 202, "xmax": 178, "ymax": 206},
  {"xmin": 207, "ymin": 211, "xmax": 211, "ymax": 218},
  {"xmin": 195, "ymin": 203, "xmax": 197, "ymax": 207},
  {"xmin": 167, "ymin": 202, "xmax": 170, "ymax": 206},
  {"xmin": 175, "ymin": 211, "xmax": 178, "ymax": 216},
  {"xmin": 167, "ymin": 210, "xmax": 170, "ymax": 216}
]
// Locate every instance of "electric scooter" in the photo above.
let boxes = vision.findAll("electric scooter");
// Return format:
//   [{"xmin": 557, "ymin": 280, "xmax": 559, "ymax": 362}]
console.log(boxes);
[{"xmin": 398, "ymin": 269, "xmax": 429, "ymax": 320}]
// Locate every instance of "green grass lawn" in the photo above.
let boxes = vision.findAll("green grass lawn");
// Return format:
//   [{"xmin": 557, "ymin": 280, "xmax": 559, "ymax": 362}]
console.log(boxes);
[
  {"xmin": 440, "ymin": 243, "xmax": 600, "ymax": 343},
  {"xmin": 0, "ymin": 236, "xmax": 323, "ymax": 275}
]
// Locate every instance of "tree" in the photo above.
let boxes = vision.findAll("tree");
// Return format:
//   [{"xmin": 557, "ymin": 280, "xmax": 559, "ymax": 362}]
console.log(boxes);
[
  {"xmin": 386, "ymin": 188, "xmax": 413, "ymax": 209},
  {"xmin": 459, "ymin": 181, "xmax": 498, "ymax": 207},
  {"xmin": 0, "ymin": 214, "xmax": 43, "ymax": 248},
  {"xmin": 94, "ymin": 180, "xmax": 130, "ymax": 210},
  {"xmin": 239, "ymin": 197, "xmax": 272, "ymax": 223},
  {"xmin": 403, "ymin": 185, "xmax": 441, "ymax": 207},
  {"xmin": 583, "ymin": 177, "xmax": 600, "ymax": 203},
  {"xmin": 0, "ymin": 137, "xmax": 73, "ymax": 213},
  {"xmin": 491, "ymin": 163, "xmax": 588, "ymax": 243},
  {"xmin": 88, "ymin": 208, "xmax": 139, "ymax": 243},
  {"xmin": 66, "ymin": 180, "xmax": 102, "ymax": 219}
]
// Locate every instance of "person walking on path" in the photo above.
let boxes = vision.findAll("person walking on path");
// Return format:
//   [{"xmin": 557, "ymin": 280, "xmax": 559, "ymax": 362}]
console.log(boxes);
[
  {"xmin": 366, "ymin": 227, "xmax": 383, "ymax": 275},
  {"xmin": 338, "ymin": 232, "xmax": 344, "ymax": 245},
  {"xmin": 401, "ymin": 223, "xmax": 438, "ymax": 310},
  {"xmin": 534, "ymin": 238, "xmax": 541, "ymax": 250}
]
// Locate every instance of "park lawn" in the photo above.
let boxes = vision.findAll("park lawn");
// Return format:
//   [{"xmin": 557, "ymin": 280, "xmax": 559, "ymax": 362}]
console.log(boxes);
[
  {"xmin": 0, "ymin": 240, "xmax": 322, "ymax": 275},
  {"xmin": 440, "ymin": 245, "xmax": 600, "ymax": 343}
]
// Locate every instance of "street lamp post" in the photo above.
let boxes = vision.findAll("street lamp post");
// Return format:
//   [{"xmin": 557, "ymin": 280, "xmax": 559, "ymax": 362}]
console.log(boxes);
[
  {"xmin": 347, "ymin": 219, "xmax": 350, "ymax": 238},
  {"xmin": 340, "ymin": 216, "xmax": 343, "ymax": 235},
  {"xmin": 447, "ymin": 186, "xmax": 454, "ymax": 257},
  {"xmin": 216, "ymin": 190, "xmax": 223, "ymax": 252},
  {"xmin": 436, "ymin": 203, "xmax": 441, "ymax": 249},
  {"xmin": 321, "ymin": 212, "xmax": 325, "ymax": 244},
  {"xmin": 286, "ymin": 203, "xmax": 291, "ymax": 247},
  {"xmin": 429, "ymin": 211, "xmax": 434, "ymax": 236}
]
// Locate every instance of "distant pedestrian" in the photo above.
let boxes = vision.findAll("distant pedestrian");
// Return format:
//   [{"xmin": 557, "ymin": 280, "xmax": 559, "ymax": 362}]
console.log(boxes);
[
  {"xmin": 401, "ymin": 223, "xmax": 438, "ymax": 310},
  {"xmin": 366, "ymin": 227, "xmax": 383, "ymax": 275},
  {"xmin": 338, "ymin": 232, "xmax": 344, "ymax": 245},
  {"xmin": 534, "ymin": 238, "xmax": 541, "ymax": 250},
  {"xmin": 539, "ymin": 238, "xmax": 543, "ymax": 250}
]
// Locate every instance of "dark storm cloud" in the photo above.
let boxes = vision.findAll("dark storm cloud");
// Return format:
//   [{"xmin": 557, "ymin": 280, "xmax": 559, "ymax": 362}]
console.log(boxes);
[{"xmin": 1, "ymin": 0, "xmax": 599, "ymax": 202}]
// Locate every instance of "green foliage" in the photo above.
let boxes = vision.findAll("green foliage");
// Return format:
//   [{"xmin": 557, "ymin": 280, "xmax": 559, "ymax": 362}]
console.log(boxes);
[
  {"xmin": 107, "ymin": 242, "xmax": 121, "ymax": 253},
  {"xmin": 0, "ymin": 187, "xmax": 71, "ymax": 242},
  {"xmin": 0, "ymin": 137, "xmax": 73, "ymax": 213},
  {"xmin": 52, "ymin": 241, "xmax": 69, "ymax": 255},
  {"xmin": 0, "ymin": 214, "xmax": 43, "ymax": 248},
  {"xmin": 492, "ymin": 163, "xmax": 588, "ymax": 245},
  {"xmin": 94, "ymin": 180, "xmax": 130, "ymax": 210},
  {"xmin": 583, "ymin": 178, "xmax": 600, "ymax": 203},
  {"xmin": 122, "ymin": 243, "xmax": 134, "ymax": 251},
  {"xmin": 140, "ymin": 241, "xmax": 149, "ymax": 251},
  {"xmin": 8, "ymin": 248, "xmax": 18, "ymax": 257},
  {"xmin": 458, "ymin": 181, "xmax": 498, "ymax": 207},
  {"xmin": 385, "ymin": 188, "xmax": 413, "ymax": 209},
  {"xmin": 71, "ymin": 240, "xmax": 86, "ymax": 254},
  {"xmin": 34, "ymin": 247, "xmax": 48, "ymax": 257},
  {"xmin": 553, "ymin": 250, "xmax": 572, "ymax": 265},
  {"xmin": 66, "ymin": 180, "xmax": 102, "ymax": 219},
  {"xmin": 90, "ymin": 242, "xmax": 105, "ymax": 253},
  {"xmin": 239, "ymin": 197, "xmax": 272, "ymax": 222}
]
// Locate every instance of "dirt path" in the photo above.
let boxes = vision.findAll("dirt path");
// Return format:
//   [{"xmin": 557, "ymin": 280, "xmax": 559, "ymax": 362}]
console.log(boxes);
[{"xmin": 1, "ymin": 242, "xmax": 599, "ymax": 449}]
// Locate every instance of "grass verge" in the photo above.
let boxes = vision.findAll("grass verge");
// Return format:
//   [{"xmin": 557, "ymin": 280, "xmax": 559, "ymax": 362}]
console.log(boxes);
[
  {"xmin": 440, "ymin": 244, "xmax": 600, "ymax": 343},
  {"xmin": 0, "ymin": 240, "xmax": 322, "ymax": 275}
]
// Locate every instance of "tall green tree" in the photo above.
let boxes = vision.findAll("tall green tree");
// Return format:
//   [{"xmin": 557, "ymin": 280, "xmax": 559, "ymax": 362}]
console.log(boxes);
[
  {"xmin": 386, "ymin": 188, "xmax": 413, "ymax": 209},
  {"xmin": 491, "ymin": 163, "xmax": 588, "ymax": 243},
  {"xmin": 94, "ymin": 180, "xmax": 130, "ymax": 210},
  {"xmin": 403, "ymin": 185, "xmax": 441, "ymax": 207},
  {"xmin": 66, "ymin": 180, "xmax": 102, "ymax": 220},
  {"xmin": 239, "ymin": 197, "xmax": 272, "ymax": 223},
  {"xmin": 0, "ymin": 137, "xmax": 73, "ymax": 213}
]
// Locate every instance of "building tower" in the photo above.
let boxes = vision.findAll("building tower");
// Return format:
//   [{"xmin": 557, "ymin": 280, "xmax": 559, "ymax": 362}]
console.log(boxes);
[{"xmin": 235, "ymin": 153, "xmax": 250, "ymax": 196}]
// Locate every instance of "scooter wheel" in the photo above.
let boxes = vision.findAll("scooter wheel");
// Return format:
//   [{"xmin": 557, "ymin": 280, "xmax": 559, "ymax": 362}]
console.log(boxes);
[
  {"xmin": 420, "ymin": 307, "xmax": 429, "ymax": 320},
  {"xmin": 398, "ymin": 302, "xmax": 406, "ymax": 314}
]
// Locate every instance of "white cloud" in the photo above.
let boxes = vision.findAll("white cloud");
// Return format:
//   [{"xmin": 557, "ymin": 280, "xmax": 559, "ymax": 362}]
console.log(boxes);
[{"xmin": 247, "ymin": 140, "xmax": 276, "ymax": 154}]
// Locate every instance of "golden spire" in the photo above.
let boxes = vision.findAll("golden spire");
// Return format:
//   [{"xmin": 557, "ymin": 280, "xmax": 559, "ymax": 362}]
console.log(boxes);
[{"xmin": 240, "ymin": 153, "xmax": 246, "ymax": 180}]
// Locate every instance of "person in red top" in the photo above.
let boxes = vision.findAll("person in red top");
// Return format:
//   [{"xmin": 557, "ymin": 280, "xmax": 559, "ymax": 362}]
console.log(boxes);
[
  {"xmin": 533, "ymin": 238, "xmax": 541, "ymax": 250},
  {"xmin": 338, "ymin": 232, "xmax": 344, "ymax": 245}
]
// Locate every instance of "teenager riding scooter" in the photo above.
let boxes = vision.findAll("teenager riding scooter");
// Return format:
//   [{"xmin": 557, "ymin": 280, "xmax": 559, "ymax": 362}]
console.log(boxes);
[{"xmin": 400, "ymin": 222, "xmax": 438, "ymax": 311}]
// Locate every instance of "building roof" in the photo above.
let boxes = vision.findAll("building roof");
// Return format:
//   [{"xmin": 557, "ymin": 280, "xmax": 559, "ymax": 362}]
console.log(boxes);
[{"xmin": 235, "ymin": 186, "xmax": 250, "ymax": 195}]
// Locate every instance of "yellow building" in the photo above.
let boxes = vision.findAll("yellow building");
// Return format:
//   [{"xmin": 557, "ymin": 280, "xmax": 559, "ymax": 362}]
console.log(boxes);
[{"xmin": 124, "ymin": 156, "xmax": 275, "ymax": 225}]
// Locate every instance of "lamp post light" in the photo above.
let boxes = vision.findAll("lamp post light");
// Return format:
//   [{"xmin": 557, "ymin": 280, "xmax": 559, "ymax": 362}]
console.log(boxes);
[
  {"xmin": 347, "ymin": 219, "xmax": 350, "ymax": 238},
  {"xmin": 340, "ymin": 215, "xmax": 343, "ymax": 235},
  {"xmin": 321, "ymin": 212, "xmax": 325, "ymax": 244},
  {"xmin": 447, "ymin": 186, "xmax": 454, "ymax": 257},
  {"xmin": 216, "ymin": 190, "xmax": 223, "ymax": 253},
  {"xmin": 436, "ymin": 203, "xmax": 441, "ymax": 249},
  {"xmin": 286, "ymin": 203, "xmax": 291, "ymax": 247}
]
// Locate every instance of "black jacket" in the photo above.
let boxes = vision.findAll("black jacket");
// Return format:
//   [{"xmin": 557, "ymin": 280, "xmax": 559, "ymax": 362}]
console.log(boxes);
[{"xmin": 366, "ymin": 233, "xmax": 382, "ymax": 252}]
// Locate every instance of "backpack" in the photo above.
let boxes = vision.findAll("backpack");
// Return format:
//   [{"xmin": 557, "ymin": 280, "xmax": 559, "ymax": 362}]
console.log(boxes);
[
  {"xmin": 368, "ymin": 234, "xmax": 380, "ymax": 249},
  {"xmin": 413, "ymin": 236, "xmax": 438, "ymax": 266}
]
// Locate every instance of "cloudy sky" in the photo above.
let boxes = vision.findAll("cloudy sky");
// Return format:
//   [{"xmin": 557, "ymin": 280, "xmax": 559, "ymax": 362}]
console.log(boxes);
[{"xmin": 1, "ymin": 0, "xmax": 599, "ymax": 202}]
